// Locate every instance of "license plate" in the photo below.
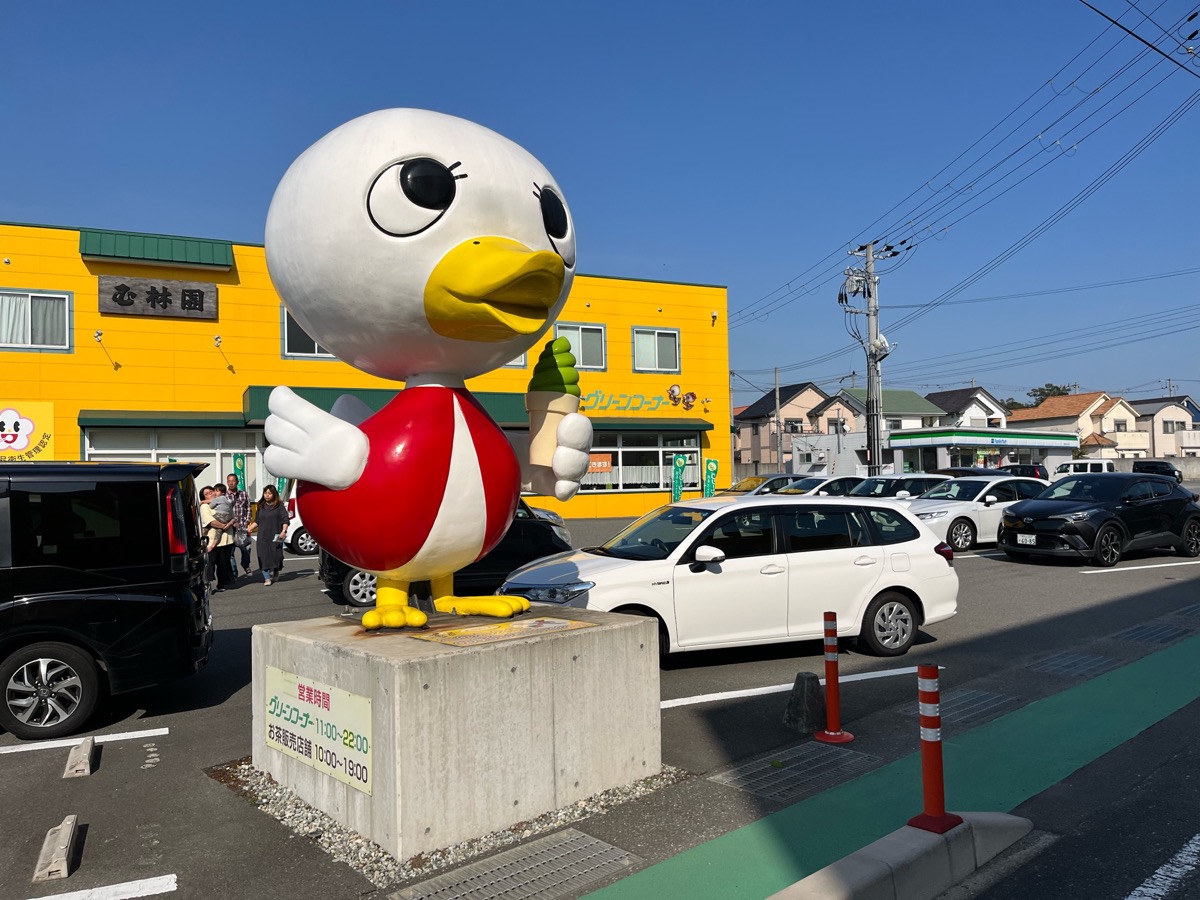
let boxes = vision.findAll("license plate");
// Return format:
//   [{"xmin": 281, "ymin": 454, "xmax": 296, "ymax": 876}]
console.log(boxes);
[{"xmin": 1017, "ymin": 533, "xmax": 1036, "ymax": 546}]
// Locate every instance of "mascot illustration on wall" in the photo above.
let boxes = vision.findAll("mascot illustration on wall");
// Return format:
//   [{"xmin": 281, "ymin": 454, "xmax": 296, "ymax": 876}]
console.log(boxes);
[{"xmin": 263, "ymin": 109, "xmax": 591, "ymax": 630}]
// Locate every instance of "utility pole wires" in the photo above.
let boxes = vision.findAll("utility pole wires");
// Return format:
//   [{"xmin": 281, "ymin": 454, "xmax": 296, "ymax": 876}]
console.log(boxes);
[{"xmin": 841, "ymin": 242, "xmax": 897, "ymax": 475}]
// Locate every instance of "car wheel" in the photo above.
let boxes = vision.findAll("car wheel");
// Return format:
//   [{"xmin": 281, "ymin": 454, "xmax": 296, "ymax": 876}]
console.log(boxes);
[
  {"xmin": 1177, "ymin": 518, "xmax": 1200, "ymax": 558},
  {"xmin": 859, "ymin": 591, "xmax": 918, "ymax": 657},
  {"xmin": 343, "ymin": 569, "xmax": 378, "ymax": 608},
  {"xmin": 620, "ymin": 609, "xmax": 671, "ymax": 663},
  {"xmin": 290, "ymin": 528, "xmax": 318, "ymax": 555},
  {"xmin": 0, "ymin": 643, "xmax": 100, "ymax": 740},
  {"xmin": 1093, "ymin": 525, "xmax": 1123, "ymax": 568},
  {"xmin": 947, "ymin": 518, "xmax": 976, "ymax": 552}
]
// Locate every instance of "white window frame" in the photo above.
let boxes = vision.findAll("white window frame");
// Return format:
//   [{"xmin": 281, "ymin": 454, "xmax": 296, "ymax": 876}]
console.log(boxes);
[
  {"xmin": 578, "ymin": 431, "xmax": 701, "ymax": 492},
  {"xmin": 504, "ymin": 352, "xmax": 527, "ymax": 368},
  {"xmin": 554, "ymin": 322, "xmax": 606, "ymax": 370},
  {"xmin": 631, "ymin": 326, "xmax": 680, "ymax": 374},
  {"xmin": 0, "ymin": 289, "xmax": 71, "ymax": 351},
  {"xmin": 282, "ymin": 308, "xmax": 337, "ymax": 359}
]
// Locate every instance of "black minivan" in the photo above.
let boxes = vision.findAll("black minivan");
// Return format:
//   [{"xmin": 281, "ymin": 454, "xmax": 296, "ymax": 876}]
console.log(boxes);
[{"xmin": 0, "ymin": 462, "xmax": 213, "ymax": 739}]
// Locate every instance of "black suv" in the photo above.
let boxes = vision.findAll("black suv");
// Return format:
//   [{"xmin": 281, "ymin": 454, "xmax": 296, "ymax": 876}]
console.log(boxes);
[
  {"xmin": 320, "ymin": 499, "xmax": 573, "ymax": 607},
  {"xmin": 1132, "ymin": 460, "xmax": 1183, "ymax": 483},
  {"xmin": 998, "ymin": 473, "xmax": 1200, "ymax": 567},
  {"xmin": 1, "ymin": 462, "xmax": 213, "ymax": 739}
]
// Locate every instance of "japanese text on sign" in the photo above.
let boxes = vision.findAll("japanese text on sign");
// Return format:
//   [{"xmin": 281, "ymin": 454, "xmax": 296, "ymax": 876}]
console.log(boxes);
[{"xmin": 264, "ymin": 666, "xmax": 372, "ymax": 794}]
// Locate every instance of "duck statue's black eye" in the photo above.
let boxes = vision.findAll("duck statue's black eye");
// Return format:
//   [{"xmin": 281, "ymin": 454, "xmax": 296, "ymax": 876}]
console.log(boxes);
[
  {"xmin": 540, "ymin": 187, "xmax": 568, "ymax": 239},
  {"xmin": 400, "ymin": 158, "xmax": 457, "ymax": 210}
]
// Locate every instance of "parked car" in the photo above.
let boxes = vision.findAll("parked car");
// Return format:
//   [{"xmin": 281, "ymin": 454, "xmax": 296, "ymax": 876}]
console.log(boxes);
[
  {"xmin": 849, "ymin": 474, "xmax": 950, "ymax": 499},
  {"xmin": 1132, "ymin": 460, "xmax": 1183, "ymax": 484},
  {"xmin": 931, "ymin": 466, "xmax": 1003, "ymax": 477},
  {"xmin": 998, "ymin": 473, "xmax": 1200, "ymax": 566},
  {"xmin": 0, "ymin": 461, "xmax": 213, "ymax": 740},
  {"xmin": 1052, "ymin": 460, "xmax": 1116, "ymax": 480},
  {"xmin": 905, "ymin": 476, "xmax": 1049, "ymax": 551},
  {"xmin": 1000, "ymin": 463, "xmax": 1050, "ymax": 481},
  {"xmin": 282, "ymin": 480, "xmax": 318, "ymax": 555},
  {"xmin": 320, "ymin": 498, "xmax": 572, "ymax": 606},
  {"xmin": 525, "ymin": 503, "xmax": 573, "ymax": 545},
  {"xmin": 774, "ymin": 475, "xmax": 864, "ymax": 497},
  {"xmin": 720, "ymin": 474, "xmax": 803, "ymax": 496},
  {"xmin": 499, "ymin": 495, "xmax": 959, "ymax": 659}
]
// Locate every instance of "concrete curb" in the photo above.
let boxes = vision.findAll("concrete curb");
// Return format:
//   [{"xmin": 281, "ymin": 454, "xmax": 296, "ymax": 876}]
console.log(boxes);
[{"xmin": 768, "ymin": 811, "xmax": 1033, "ymax": 900}]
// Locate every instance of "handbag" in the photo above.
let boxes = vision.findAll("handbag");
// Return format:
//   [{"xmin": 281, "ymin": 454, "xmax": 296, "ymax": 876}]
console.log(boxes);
[{"xmin": 234, "ymin": 528, "xmax": 252, "ymax": 549}]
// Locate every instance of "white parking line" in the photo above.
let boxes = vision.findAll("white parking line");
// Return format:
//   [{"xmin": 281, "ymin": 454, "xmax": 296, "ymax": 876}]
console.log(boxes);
[
  {"xmin": 661, "ymin": 665, "xmax": 930, "ymax": 710},
  {"xmin": 1081, "ymin": 560, "xmax": 1200, "ymax": 576},
  {"xmin": 0, "ymin": 727, "xmax": 169, "ymax": 756},
  {"xmin": 24, "ymin": 873, "xmax": 176, "ymax": 899},
  {"xmin": 1125, "ymin": 833, "xmax": 1200, "ymax": 899}
]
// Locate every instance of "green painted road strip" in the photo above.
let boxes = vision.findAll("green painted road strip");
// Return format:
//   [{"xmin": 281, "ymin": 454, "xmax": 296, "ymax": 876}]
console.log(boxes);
[{"xmin": 590, "ymin": 631, "xmax": 1200, "ymax": 899}]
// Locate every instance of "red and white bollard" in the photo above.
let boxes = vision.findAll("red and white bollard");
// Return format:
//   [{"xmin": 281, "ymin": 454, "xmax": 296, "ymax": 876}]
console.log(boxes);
[
  {"xmin": 907, "ymin": 664, "xmax": 964, "ymax": 834},
  {"xmin": 814, "ymin": 612, "xmax": 853, "ymax": 744}
]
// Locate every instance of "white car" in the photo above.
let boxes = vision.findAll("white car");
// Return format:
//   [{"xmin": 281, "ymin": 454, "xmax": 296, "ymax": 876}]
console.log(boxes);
[
  {"xmin": 282, "ymin": 480, "xmax": 318, "ymax": 555},
  {"xmin": 905, "ymin": 476, "xmax": 1049, "ymax": 552},
  {"xmin": 774, "ymin": 475, "xmax": 864, "ymax": 497},
  {"xmin": 499, "ymin": 495, "xmax": 958, "ymax": 659}
]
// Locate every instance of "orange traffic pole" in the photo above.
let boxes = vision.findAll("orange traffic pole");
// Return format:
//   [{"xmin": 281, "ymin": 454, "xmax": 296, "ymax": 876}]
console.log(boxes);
[
  {"xmin": 907, "ymin": 664, "xmax": 964, "ymax": 834},
  {"xmin": 813, "ymin": 612, "xmax": 853, "ymax": 744}
]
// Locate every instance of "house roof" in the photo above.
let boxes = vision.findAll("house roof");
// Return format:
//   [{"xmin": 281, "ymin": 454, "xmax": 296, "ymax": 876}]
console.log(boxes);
[
  {"xmin": 842, "ymin": 388, "xmax": 946, "ymax": 416},
  {"xmin": 735, "ymin": 382, "xmax": 827, "ymax": 421},
  {"xmin": 1127, "ymin": 396, "xmax": 1198, "ymax": 417},
  {"xmin": 923, "ymin": 387, "xmax": 1009, "ymax": 418},
  {"xmin": 1008, "ymin": 391, "xmax": 1108, "ymax": 422},
  {"xmin": 1093, "ymin": 398, "xmax": 1121, "ymax": 417},
  {"xmin": 1080, "ymin": 433, "xmax": 1117, "ymax": 448}
]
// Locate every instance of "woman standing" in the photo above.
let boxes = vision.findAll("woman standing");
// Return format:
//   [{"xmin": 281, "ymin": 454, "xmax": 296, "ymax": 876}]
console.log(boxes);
[{"xmin": 249, "ymin": 484, "xmax": 288, "ymax": 586}]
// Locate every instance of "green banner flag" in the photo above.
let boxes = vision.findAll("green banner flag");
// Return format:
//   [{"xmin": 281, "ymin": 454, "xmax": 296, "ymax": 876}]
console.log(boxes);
[
  {"xmin": 703, "ymin": 458, "xmax": 718, "ymax": 497},
  {"xmin": 233, "ymin": 453, "xmax": 246, "ymax": 489},
  {"xmin": 671, "ymin": 454, "xmax": 686, "ymax": 502}
]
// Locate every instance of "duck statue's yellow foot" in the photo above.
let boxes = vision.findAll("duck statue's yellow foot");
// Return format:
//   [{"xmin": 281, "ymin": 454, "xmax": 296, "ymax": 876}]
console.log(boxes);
[
  {"xmin": 432, "ymin": 594, "xmax": 531, "ymax": 618},
  {"xmin": 361, "ymin": 577, "xmax": 428, "ymax": 630}
]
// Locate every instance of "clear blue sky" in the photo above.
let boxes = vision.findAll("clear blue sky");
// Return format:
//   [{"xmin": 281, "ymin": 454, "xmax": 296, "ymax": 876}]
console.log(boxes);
[{"xmin": 5, "ymin": 2, "xmax": 1198, "ymax": 408}]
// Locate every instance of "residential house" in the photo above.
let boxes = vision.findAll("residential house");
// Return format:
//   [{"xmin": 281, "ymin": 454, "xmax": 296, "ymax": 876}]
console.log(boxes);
[
  {"xmin": 733, "ymin": 382, "xmax": 828, "ymax": 474},
  {"xmin": 1127, "ymin": 396, "xmax": 1200, "ymax": 458},
  {"xmin": 796, "ymin": 389, "xmax": 946, "ymax": 475},
  {"xmin": 1007, "ymin": 392, "xmax": 1149, "ymax": 459},
  {"xmin": 923, "ymin": 387, "xmax": 1008, "ymax": 429}
]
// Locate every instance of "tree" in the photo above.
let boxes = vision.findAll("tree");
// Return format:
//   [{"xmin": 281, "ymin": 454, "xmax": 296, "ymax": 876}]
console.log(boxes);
[
  {"xmin": 1004, "ymin": 397, "xmax": 1030, "ymax": 410},
  {"xmin": 1027, "ymin": 383, "xmax": 1072, "ymax": 406}
]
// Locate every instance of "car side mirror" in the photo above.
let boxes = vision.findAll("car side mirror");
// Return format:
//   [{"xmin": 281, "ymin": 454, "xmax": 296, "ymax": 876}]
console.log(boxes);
[
  {"xmin": 895, "ymin": 490, "xmax": 911, "ymax": 499},
  {"xmin": 694, "ymin": 545, "xmax": 726, "ymax": 565},
  {"xmin": 983, "ymin": 494, "xmax": 998, "ymax": 506}
]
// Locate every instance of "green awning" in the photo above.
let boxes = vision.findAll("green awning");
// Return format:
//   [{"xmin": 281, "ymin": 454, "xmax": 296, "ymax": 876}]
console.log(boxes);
[
  {"xmin": 78, "ymin": 409, "xmax": 246, "ymax": 428},
  {"xmin": 79, "ymin": 228, "xmax": 233, "ymax": 270}
]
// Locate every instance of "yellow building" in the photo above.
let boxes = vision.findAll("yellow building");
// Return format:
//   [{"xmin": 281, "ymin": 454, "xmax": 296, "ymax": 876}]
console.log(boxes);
[{"xmin": 0, "ymin": 222, "xmax": 730, "ymax": 520}]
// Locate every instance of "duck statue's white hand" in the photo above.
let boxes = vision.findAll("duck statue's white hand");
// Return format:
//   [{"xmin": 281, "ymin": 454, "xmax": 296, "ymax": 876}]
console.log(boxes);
[
  {"xmin": 522, "ymin": 412, "xmax": 592, "ymax": 501},
  {"xmin": 263, "ymin": 385, "xmax": 369, "ymax": 490}
]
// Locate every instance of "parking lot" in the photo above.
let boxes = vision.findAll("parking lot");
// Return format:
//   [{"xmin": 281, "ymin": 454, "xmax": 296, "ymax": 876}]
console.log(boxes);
[{"xmin": 4, "ymin": 539, "xmax": 1200, "ymax": 899}]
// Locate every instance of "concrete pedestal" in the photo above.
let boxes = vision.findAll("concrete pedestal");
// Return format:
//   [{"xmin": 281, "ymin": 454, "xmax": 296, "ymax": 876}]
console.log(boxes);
[{"xmin": 251, "ymin": 606, "xmax": 660, "ymax": 861}]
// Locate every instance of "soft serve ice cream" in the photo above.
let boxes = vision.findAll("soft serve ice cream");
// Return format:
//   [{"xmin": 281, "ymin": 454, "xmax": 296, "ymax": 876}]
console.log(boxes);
[{"xmin": 526, "ymin": 337, "xmax": 582, "ymax": 467}]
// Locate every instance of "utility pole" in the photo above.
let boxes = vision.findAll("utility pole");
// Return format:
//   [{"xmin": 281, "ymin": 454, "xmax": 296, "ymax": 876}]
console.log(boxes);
[
  {"xmin": 1166, "ymin": 377, "xmax": 1177, "ymax": 396},
  {"xmin": 774, "ymin": 367, "xmax": 783, "ymax": 472},
  {"xmin": 841, "ymin": 242, "xmax": 896, "ymax": 476}
]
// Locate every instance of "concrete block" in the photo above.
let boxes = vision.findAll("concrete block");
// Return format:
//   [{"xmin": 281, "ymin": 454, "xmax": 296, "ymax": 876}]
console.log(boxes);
[
  {"xmin": 769, "ymin": 853, "xmax": 894, "ymax": 900},
  {"xmin": 32, "ymin": 814, "xmax": 78, "ymax": 883},
  {"xmin": 252, "ymin": 606, "xmax": 660, "ymax": 860},
  {"xmin": 62, "ymin": 737, "xmax": 95, "ymax": 778},
  {"xmin": 782, "ymin": 672, "xmax": 825, "ymax": 734},
  {"xmin": 873, "ymin": 825, "xmax": 955, "ymax": 900},
  {"xmin": 960, "ymin": 811, "xmax": 1034, "ymax": 868}
]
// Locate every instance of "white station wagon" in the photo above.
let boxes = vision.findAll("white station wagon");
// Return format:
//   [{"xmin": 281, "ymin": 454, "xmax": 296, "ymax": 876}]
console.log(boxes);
[{"xmin": 499, "ymin": 495, "xmax": 959, "ymax": 659}]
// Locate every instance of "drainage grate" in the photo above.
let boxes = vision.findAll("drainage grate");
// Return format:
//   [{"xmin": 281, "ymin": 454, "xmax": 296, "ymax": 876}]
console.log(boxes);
[
  {"xmin": 389, "ymin": 829, "xmax": 640, "ymax": 900},
  {"xmin": 1113, "ymin": 623, "xmax": 1190, "ymax": 645},
  {"xmin": 897, "ymin": 688, "xmax": 1017, "ymax": 727},
  {"xmin": 1028, "ymin": 652, "xmax": 1120, "ymax": 679},
  {"xmin": 709, "ymin": 743, "xmax": 881, "ymax": 804},
  {"xmin": 1173, "ymin": 603, "xmax": 1200, "ymax": 620}
]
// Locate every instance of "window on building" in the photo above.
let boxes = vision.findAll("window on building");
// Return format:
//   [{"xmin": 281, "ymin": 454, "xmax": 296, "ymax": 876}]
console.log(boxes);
[
  {"xmin": 1163, "ymin": 421, "xmax": 1176, "ymax": 434},
  {"xmin": 283, "ymin": 309, "xmax": 336, "ymax": 358},
  {"xmin": 504, "ymin": 353, "xmax": 526, "ymax": 368},
  {"xmin": 827, "ymin": 418, "xmax": 846, "ymax": 434},
  {"xmin": 554, "ymin": 323, "xmax": 605, "ymax": 369},
  {"xmin": 0, "ymin": 291, "xmax": 69, "ymax": 349},
  {"xmin": 578, "ymin": 431, "xmax": 701, "ymax": 492},
  {"xmin": 886, "ymin": 419, "xmax": 902, "ymax": 430},
  {"xmin": 1114, "ymin": 420, "xmax": 1128, "ymax": 432},
  {"xmin": 632, "ymin": 327, "xmax": 680, "ymax": 373}
]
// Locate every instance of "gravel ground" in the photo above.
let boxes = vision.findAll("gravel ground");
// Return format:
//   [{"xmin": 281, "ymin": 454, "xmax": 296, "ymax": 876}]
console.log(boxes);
[{"xmin": 208, "ymin": 757, "xmax": 690, "ymax": 890}]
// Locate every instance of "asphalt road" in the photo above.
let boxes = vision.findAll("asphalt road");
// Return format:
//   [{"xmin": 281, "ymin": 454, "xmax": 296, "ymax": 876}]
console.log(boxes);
[{"xmin": 2, "ymin": 538, "xmax": 1200, "ymax": 900}]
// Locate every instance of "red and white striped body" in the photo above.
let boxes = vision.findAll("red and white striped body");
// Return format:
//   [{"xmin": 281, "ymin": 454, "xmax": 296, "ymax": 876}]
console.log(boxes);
[{"xmin": 297, "ymin": 385, "xmax": 521, "ymax": 581}]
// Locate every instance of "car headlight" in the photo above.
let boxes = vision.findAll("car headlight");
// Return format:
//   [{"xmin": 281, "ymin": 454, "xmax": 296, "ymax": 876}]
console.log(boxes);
[
  {"xmin": 500, "ymin": 581, "xmax": 594, "ymax": 604},
  {"xmin": 551, "ymin": 524, "xmax": 573, "ymax": 545},
  {"xmin": 917, "ymin": 510, "xmax": 948, "ymax": 520},
  {"xmin": 1050, "ymin": 510, "xmax": 1096, "ymax": 522}
]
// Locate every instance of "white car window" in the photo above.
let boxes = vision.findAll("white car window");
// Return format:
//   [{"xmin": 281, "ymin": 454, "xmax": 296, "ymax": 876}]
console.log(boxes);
[
  {"xmin": 779, "ymin": 508, "xmax": 869, "ymax": 552},
  {"xmin": 699, "ymin": 512, "xmax": 777, "ymax": 560}
]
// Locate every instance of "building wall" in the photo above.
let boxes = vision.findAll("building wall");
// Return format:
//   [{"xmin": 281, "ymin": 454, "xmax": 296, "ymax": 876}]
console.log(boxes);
[{"xmin": 0, "ymin": 222, "xmax": 729, "ymax": 520}]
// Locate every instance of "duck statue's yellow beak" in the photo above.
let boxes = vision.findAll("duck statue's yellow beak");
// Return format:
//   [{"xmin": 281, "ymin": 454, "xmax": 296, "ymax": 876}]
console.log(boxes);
[{"xmin": 424, "ymin": 237, "xmax": 565, "ymax": 342}]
